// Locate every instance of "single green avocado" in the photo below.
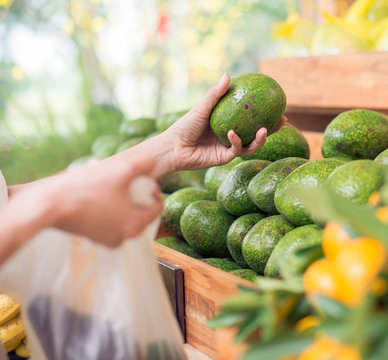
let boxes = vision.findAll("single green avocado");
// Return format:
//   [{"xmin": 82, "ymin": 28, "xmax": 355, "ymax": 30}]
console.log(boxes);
[
  {"xmin": 210, "ymin": 73, "xmax": 286, "ymax": 146},
  {"xmin": 321, "ymin": 109, "xmax": 388, "ymax": 160},
  {"xmin": 156, "ymin": 109, "xmax": 189, "ymax": 132},
  {"xmin": 119, "ymin": 117, "xmax": 156, "ymax": 139},
  {"xmin": 243, "ymin": 123, "xmax": 310, "ymax": 161},
  {"xmin": 204, "ymin": 157, "xmax": 243, "ymax": 199},
  {"xmin": 375, "ymin": 148, "xmax": 388, "ymax": 166},
  {"xmin": 155, "ymin": 237, "xmax": 203, "ymax": 259},
  {"xmin": 226, "ymin": 213, "xmax": 266, "ymax": 268},
  {"xmin": 115, "ymin": 137, "xmax": 145, "ymax": 153},
  {"xmin": 87, "ymin": 103, "xmax": 124, "ymax": 138},
  {"xmin": 247, "ymin": 157, "xmax": 308, "ymax": 214},
  {"xmin": 242, "ymin": 215, "xmax": 294, "ymax": 274},
  {"xmin": 217, "ymin": 160, "xmax": 271, "ymax": 216},
  {"xmin": 161, "ymin": 187, "xmax": 212, "ymax": 238},
  {"xmin": 274, "ymin": 158, "xmax": 344, "ymax": 226},
  {"xmin": 265, "ymin": 225, "xmax": 323, "ymax": 278},
  {"xmin": 91, "ymin": 134, "xmax": 123, "ymax": 159},
  {"xmin": 158, "ymin": 171, "xmax": 204, "ymax": 193},
  {"xmin": 230, "ymin": 269, "xmax": 258, "ymax": 282},
  {"xmin": 180, "ymin": 200, "xmax": 235, "ymax": 257},
  {"xmin": 326, "ymin": 160, "xmax": 386, "ymax": 205},
  {"xmin": 201, "ymin": 258, "xmax": 242, "ymax": 272}
]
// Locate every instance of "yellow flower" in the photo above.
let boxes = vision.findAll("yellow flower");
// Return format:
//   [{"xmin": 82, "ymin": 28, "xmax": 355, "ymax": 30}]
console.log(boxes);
[
  {"xmin": 11, "ymin": 66, "xmax": 24, "ymax": 81},
  {"xmin": 0, "ymin": 0, "xmax": 13, "ymax": 8}
]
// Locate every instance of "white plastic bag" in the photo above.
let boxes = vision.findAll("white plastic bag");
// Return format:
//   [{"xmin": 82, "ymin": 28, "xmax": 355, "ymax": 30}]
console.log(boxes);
[{"xmin": 0, "ymin": 175, "xmax": 185, "ymax": 360}]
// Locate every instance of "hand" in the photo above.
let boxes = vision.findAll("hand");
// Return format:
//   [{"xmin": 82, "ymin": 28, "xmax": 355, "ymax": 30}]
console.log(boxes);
[
  {"xmin": 8, "ymin": 156, "xmax": 163, "ymax": 248},
  {"xmin": 166, "ymin": 73, "xmax": 287, "ymax": 171}
]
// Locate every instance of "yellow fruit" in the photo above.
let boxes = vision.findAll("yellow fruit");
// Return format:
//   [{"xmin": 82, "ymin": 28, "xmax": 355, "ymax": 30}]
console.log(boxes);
[
  {"xmin": 0, "ymin": 315, "xmax": 25, "ymax": 352},
  {"xmin": 322, "ymin": 222, "xmax": 351, "ymax": 262},
  {"xmin": 15, "ymin": 341, "xmax": 30, "ymax": 358},
  {"xmin": 295, "ymin": 316, "xmax": 320, "ymax": 332},
  {"xmin": 376, "ymin": 207, "xmax": 388, "ymax": 223},
  {"xmin": 0, "ymin": 294, "xmax": 20, "ymax": 326},
  {"xmin": 368, "ymin": 191, "xmax": 380, "ymax": 207}
]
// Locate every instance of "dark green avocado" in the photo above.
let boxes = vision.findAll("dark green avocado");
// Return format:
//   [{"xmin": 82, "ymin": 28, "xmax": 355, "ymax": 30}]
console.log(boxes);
[
  {"xmin": 230, "ymin": 269, "xmax": 258, "ymax": 283},
  {"xmin": 156, "ymin": 109, "xmax": 189, "ymax": 132},
  {"xmin": 243, "ymin": 123, "xmax": 310, "ymax": 161},
  {"xmin": 201, "ymin": 258, "xmax": 241, "ymax": 272},
  {"xmin": 217, "ymin": 160, "xmax": 271, "ymax": 216},
  {"xmin": 242, "ymin": 215, "xmax": 294, "ymax": 274},
  {"xmin": 155, "ymin": 237, "xmax": 203, "ymax": 259},
  {"xmin": 265, "ymin": 225, "xmax": 323, "ymax": 278},
  {"xmin": 161, "ymin": 187, "xmax": 212, "ymax": 238},
  {"xmin": 326, "ymin": 160, "xmax": 386, "ymax": 205},
  {"xmin": 375, "ymin": 148, "xmax": 388, "ymax": 166},
  {"xmin": 204, "ymin": 157, "xmax": 243, "ymax": 199},
  {"xmin": 210, "ymin": 73, "xmax": 286, "ymax": 146},
  {"xmin": 180, "ymin": 200, "xmax": 235, "ymax": 257},
  {"xmin": 274, "ymin": 158, "xmax": 344, "ymax": 226},
  {"xmin": 91, "ymin": 135, "xmax": 122, "ymax": 158},
  {"xmin": 119, "ymin": 117, "xmax": 156, "ymax": 139},
  {"xmin": 247, "ymin": 157, "xmax": 308, "ymax": 214},
  {"xmin": 158, "ymin": 171, "xmax": 204, "ymax": 193},
  {"xmin": 226, "ymin": 213, "xmax": 266, "ymax": 268},
  {"xmin": 321, "ymin": 109, "xmax": 388, "ymax": 160}
]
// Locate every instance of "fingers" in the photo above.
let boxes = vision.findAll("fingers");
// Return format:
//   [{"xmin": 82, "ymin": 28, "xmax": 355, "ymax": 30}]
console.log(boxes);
[
  {"xmin": 190, "ymin": 73, "xmax": 230, "ymax": 117},
  {"xmin": 241, "ymin": 128, "xmax": 267, "ymax": 156}
]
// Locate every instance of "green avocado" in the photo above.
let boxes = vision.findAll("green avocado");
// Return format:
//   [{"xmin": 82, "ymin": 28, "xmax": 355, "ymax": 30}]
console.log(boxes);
[
  {"xmin": 321, "ymin": 109, "xmax": 388, "ymax": 160},
  {"xmin": 230, "ymin": 269, "xmax": 258, "ymax": 283},
  {"xmin": 247, "ymin": 157, "xmax": 308, "ymax": 214},
  {"xmin": 242, "ymin": 215, "xmax": 294, "ymax": 274},
  {"xmin": 91, "ymin": 134, "xmax": 122, "ymax": 158},
  {"xmin": 326, "ymin": 160, "xmax": 386, "ymax": 205},
  {"xmin": 274, "ymin": 158, "xmax": 344, "ymax": 226},
  {"xmin": 87, "ymin": 103, "xmax": 124, "ymax": 138},
  {"xmin": 226, "ymin": 213, "xmax": 266, "ymax": 267},
  {"xmin": 155, "ymin": 236, "xmax": 203, "ymax": 259},
  {"xmin": 243, "ymin": 123, "xmax": 310, "ymax": 161},
  {"xmin": 210, "ymin": 73, "xmax": 286, "ymax": 146},
  {"xmin": 115, "ymin": 137, "xmax": 145, "ymax": 153},
  {"xmin": 265, "ymin": 224, "xmax": 323, "ymax": 278},
  {"xmin": 156, "ymin": 109, "xmax": 189, "ymax": 132},
  {"xmin": 217, "ymin": 160, "xmax": 271, "ymax": 216},
  {"xmin": 161, "ymin": 187, "xmax": 212, "ymax": 238},
  {"xmin": 375, "ymin": 148, "xmax": 388, "ymax": 166},
  {"xmin": 201, "ymin": 258, "xmax": 242, "ymax": 272},
  {"xmin": 119, "ymin": 117, "xmax": 156, "ymax": 139},
  {"xmin": 204, "ymin": 157, "xmax": 243, "ymax": 199},
  {"xmin": 158, "ymin": 171, "xmax": 204, "ymax": 193},
  {"xmin": 180, "ymin": 200, "xmax": 235, "ymax": 257}
]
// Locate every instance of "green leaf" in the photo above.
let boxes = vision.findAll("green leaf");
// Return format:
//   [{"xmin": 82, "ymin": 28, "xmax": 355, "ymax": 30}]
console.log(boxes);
[
  {"xmin": 368, "ymin": 333, "xmax": 388, "ymax": 360},
  {"xmin": 234, "ymin": 311, "xmax": 265, "ymax": 343},
  {"xmin": 315, "ymin": 295, "xmax": 349, "ymax": 319},
  {"xmin": 207, "ymin": 312, "xmax": 248, "ymax": 329},
  {"xmin": 242, "ymin": 334, "xmax": 313, "ymax": 360},
  {"xmin": 222, "ymin": 293, "xmax": 265, "ymax": 312},
  {"xmin": 255, "ymin": 276, "xmax": 304, "ymax": 293}
]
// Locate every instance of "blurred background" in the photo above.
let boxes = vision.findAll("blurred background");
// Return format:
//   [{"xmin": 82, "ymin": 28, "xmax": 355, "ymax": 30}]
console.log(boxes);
[{"xmin": 1, "ymin": 0, "xmax": 387, "ymax": 184}]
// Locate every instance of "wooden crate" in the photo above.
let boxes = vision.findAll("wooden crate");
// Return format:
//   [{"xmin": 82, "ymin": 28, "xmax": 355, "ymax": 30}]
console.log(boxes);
[
  {"xmin": 155, "ymin": 132, "xmax": 324, "ymax": 359},
  {"xmin": 260, "ymin": 52, "xmax": 388, "ymax": 131}
]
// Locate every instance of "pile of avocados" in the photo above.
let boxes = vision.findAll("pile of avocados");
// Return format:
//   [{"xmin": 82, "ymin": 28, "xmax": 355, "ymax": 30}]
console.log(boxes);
[{"xmin": 157, "ymin": 74, "xmax": 388, "ymax": 283}]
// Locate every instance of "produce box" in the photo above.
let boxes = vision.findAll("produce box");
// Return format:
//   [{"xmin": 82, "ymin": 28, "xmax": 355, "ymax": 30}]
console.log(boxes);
[
  {"xmin": 155, "ymin": 131, "xmax": 324, "ymax": 359},
  {"xmin": 259, "ymin": 52, "xmax": 388, "ymax": 131}
]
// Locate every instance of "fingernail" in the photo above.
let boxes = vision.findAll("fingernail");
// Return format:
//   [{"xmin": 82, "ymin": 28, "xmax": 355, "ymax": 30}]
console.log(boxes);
[
  {"xmin": 218, "ymin": 73, "xmax": 227, "ymax": 86},
  {"xmin": 259, "ymin": 128, "xmax": 267, "ymax": 136}
]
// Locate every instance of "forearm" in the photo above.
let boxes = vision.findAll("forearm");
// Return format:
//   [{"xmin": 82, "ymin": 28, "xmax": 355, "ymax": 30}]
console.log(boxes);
[
  {"xmin": 0, "ymin": 194, "xmax": 59, "ymax": 265},
  {"xmin": 110, "ymin": 132, "xmax": 177, "ymax": 179}
]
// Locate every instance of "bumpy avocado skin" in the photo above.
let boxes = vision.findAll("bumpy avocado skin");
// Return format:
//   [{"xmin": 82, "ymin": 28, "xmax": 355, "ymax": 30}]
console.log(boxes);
[
  {"xmin": 226, "ymin": 213, "xmax": 266, "ymax": 268},
  {"xmin": 180, "ymin": 200, "xmax": 235, "ymax": 257},
  {"xmin": 375, "ymin": 148, "xmax": 388, "ymax": 166},
  {"xmin": 217, "ymin": 160, "xmax": 271, "ymax": 216},
  {"xmin": 326, "ymin": 160, "xmax": 386, "ymax": 205},
  {"xmin": 244, "ymin": 123, "xmax": 310, "ymax": 161},
  {"xmin": 201, "ymin": 258, "xmax": 242, "ymax": 272},
  {"xmin": 119, "ymin": 117, "xmax": 156, "ymax": 139},
  {"xmin": 155, "ymin": 237, "xmax": 203, "ymax": 259},
  {"xmin": 161, "ymin": 187, "xmax": 212, "ymax": 238},
  {"xmin": 265, "ymin": 225, "xmax": 323, "ymax": 278},
  {"xmin": 158, "ymin": 171, "xmax": 204, "ymax": 193},
  {"xmin": 230, "ymin": 269, "xmax": 258, "ymax": 282},
  {"xmin": 247, "ymin": 157, "xmax": 308, "ymax": 214},
  {"xmin": 274, "ymin": 158, "xmax": 344, "ymax": 226},
  {"xmin": 204, "ymin": 158, "xmax": 243, "ymax": 199},
  {"xmin": 242, "ymin": 215, "xmax": 294, "ymax": 274},
  {"xmin": 321, "ymin": 109, "xmax": 388, "ymax": 160},
  {"xmin": 210, "ymin": 73, "xmax": 286, "ymax": 146}
]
